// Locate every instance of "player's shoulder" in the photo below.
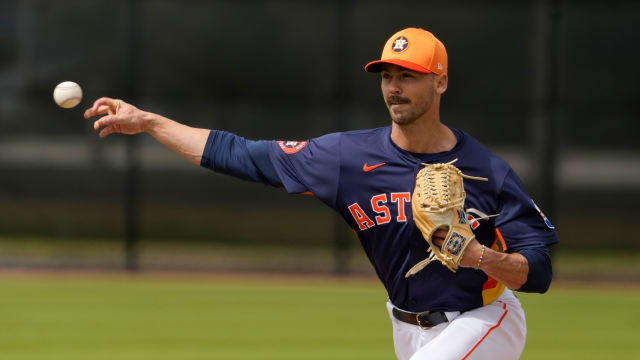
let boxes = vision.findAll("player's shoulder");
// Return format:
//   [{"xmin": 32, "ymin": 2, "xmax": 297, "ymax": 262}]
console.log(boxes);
[
  {"xmin": 334, "ymin": 126, "xmax": 390, "ymax": 141},
  {"xmin": 457, "ymin": 130, "xmax": 514, "ymax": 186},
  {"xmin": 310, "ymin": 126, "xmax": 389, "ymax": 146},
  {"xmin": 340, "ymin": 126, "xmax": 390, "ymax": 136},
  {"xmin": 309, "ymin": 126, "xmax": 385, "ymax": 139}
]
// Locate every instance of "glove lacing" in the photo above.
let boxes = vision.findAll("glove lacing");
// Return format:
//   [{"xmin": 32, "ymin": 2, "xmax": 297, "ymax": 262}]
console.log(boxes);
[
  {"xmin": 407, "ymin": 159, "xmax": 499, "ymax": 277},
  {"xmin": 420, "ymin": 159, "xmax": 488, "ymax": 212}
]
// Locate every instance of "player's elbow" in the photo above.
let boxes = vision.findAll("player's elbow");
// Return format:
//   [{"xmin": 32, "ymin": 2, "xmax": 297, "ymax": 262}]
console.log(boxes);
[
  {"xmin": 517, "ymin": 274, "xmax": 552, "ymax": 293},
  {"xmin": 517, "ymin": 272, "xmax": 552, "ymax": 293},
  {"xmin": 514, "ymin": 246, "xmax": 553, "ymax": 294}
]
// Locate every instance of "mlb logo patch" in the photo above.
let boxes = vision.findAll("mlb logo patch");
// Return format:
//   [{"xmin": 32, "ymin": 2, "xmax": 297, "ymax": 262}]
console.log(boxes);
[{"xmin": 392, "ymin": 36, "xmax": 409, "ymax": 52}]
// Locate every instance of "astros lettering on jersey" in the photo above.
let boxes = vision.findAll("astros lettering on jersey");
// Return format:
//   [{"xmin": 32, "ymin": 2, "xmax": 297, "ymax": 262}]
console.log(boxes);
[{"xmin": 202, "ymin": 126, "xmax": 559, "ymax": 312}]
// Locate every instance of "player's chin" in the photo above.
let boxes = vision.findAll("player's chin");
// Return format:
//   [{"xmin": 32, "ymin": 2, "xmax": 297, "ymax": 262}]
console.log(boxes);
[{"xmin": 390, "ymin": 114, "xmax": 417, "ymax": 125}]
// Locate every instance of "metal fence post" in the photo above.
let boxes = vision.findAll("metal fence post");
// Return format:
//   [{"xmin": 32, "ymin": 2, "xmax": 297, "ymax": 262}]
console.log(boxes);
[{"xmin": 124, "ymin": 0, "xmax": 142, "ymax": 271}]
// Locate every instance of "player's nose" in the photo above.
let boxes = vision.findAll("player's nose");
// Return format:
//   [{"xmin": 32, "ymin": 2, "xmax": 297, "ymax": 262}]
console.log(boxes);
[{"xmin": 386, "ymin": 78, "xmax": 402, "ymax": 94}]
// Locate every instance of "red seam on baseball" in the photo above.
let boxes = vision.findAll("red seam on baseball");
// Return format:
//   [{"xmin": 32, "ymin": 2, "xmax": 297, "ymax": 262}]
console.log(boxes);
[{"xmin": 60, "ymin": 97, "xmax": 81, "ymax": 102}]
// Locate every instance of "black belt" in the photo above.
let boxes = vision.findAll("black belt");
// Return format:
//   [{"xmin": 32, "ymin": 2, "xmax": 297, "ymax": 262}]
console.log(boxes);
[{"xmin": 392, "ymin": 307, "xmax": 450, "ymax": 330}]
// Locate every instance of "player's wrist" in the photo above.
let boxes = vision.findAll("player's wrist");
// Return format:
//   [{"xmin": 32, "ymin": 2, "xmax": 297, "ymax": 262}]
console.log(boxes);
[
  {"xmin": 457, "ymin": 240, "xmax": 480, "ymax": 268},
  {"xmin": 474, "ymin": 245, "xmax": 486, "ymax": 270},
  {"xmin": 140, "ymin": 111, "xmax": 159, "ymax": 134}
]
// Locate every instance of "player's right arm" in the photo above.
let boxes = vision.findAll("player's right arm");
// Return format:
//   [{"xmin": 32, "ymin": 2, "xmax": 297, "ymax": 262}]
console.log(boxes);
[
  {"xmin": 85, "ymin": 97, "xmax": 340, "ymax": 205},
  {"xmin": 84, "ymin": 97, "xmax": 209, "ymax": 165}
]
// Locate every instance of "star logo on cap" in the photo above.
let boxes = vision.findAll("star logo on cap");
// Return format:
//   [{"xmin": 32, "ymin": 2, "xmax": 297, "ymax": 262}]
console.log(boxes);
[{"xmin": 392, "ymin": 36, "xmax": 409, "ymax": 52}]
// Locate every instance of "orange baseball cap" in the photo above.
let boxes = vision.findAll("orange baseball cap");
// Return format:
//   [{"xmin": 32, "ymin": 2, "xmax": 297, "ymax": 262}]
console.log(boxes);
[{"xmin": 364, "ymin": 28, "xmax": 448, "ymax": 75}]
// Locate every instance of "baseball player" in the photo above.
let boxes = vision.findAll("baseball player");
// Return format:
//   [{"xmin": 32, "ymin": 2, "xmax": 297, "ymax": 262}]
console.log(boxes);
[{"xmin": 85, "ymin": 28, "xmax": 559, "ymax": 360}]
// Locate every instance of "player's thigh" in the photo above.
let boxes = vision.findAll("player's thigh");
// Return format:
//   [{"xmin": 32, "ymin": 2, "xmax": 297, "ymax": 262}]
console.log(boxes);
[
  {"xmin": 409, "ymin": 292, "xmax": 526, "ymax": 360},
  {"xmin": 386, "ymin": 301, "xmax": 447, "ymax": 360},
  {"xmin": 387, "ymin": 301, "xmax": 424, "ymax": 360},
  {"xmin": 456, "ymin": 298, "xmax": 526, "ymax": 360}
]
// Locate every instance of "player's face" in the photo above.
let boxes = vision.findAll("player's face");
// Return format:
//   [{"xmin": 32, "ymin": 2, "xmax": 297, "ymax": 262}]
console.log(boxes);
[{"xmin": 380, "ymin": 64, "xmax": 445, "ymax": 125}]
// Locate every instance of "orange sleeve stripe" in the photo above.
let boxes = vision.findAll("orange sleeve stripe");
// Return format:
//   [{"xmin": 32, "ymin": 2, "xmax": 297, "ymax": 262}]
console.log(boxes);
[
  {"xmin": 301, "ymin": 191, "xmax": 313, "ymax": 196},
  {"xmin": 461, "ymin": 302, "xmax": 509, "ymax": 359},
  {"xmin": 494, "ymin": 228, "xmax": 507, "ymax": 252}
]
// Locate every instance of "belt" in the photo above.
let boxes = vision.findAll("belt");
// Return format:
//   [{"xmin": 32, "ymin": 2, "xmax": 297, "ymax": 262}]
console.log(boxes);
[{"xmin": 392, "ymin": 306, "xmax": 450, "ymax": 330}]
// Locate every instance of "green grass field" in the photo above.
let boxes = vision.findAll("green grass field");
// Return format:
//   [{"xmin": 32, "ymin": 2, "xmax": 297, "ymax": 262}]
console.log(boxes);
[{"xmin": 0, "ymin": 273, "xmax": 638, "ymax": 360}]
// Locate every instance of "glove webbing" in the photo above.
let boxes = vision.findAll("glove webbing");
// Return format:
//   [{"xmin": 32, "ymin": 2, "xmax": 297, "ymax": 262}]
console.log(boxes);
[{"xmin": 405, "ymin": 160, "xmax": 499, "ymax": 277}]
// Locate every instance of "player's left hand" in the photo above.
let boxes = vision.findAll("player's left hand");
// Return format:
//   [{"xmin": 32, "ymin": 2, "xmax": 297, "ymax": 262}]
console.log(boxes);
[{"xmin": 432, "ymin": 228, "xmax": 483, "ymax": 269}]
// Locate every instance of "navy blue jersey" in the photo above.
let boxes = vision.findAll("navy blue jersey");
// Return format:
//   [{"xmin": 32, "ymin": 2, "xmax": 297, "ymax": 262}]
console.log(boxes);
[
  {"xmin": 264, "ymin": 126, "xmax": 558, "ymax": 312},
  {"xmin": 201, "ymin": 126, "xmax": 559, "ymax": 312}
]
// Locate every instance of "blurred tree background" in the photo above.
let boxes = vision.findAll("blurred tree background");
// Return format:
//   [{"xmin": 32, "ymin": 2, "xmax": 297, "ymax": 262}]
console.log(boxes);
[{"xmin": 0, "ymin": 0, "xmax": 638, "ymax": 279}]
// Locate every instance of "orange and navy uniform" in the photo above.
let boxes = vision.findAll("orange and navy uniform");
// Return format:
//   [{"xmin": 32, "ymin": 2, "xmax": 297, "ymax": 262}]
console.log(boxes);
[{"xmin": 201, "ymin": 126, "xmax": 559, "ymax": 312}]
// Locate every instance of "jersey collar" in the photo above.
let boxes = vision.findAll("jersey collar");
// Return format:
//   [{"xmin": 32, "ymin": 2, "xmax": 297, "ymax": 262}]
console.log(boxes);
[{"xmin": 383, "ymin": 126, "xmax": 466, "ymax": 164}]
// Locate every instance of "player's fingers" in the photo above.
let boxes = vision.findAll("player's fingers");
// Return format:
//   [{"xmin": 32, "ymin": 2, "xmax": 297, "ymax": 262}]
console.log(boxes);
[
  {"xmin": 84, "ymin": 107, "xmax": 96, "ymax": 119},
  {"xmin": 99, "ymin": 125, "xmax": 118, "ymax": 138},
  {"xmin": 93, "ymin": 97, "xmax": 117, "ymax": 110},
  {"xmin": 85, "ymin": 97, "xmax": 118, "ymax": 118},
  {"xmin": 107, "ymin": 99, "xmax": 122, "ymax": 115},
  {"xmin": 96, "ymin": 105, "xmax": 113, "ymax": 116},
  {"xmin": 93, "ymin": 114, "xmax": 115, "ymax": 131},
  {"xmin": 85, "ymin": 98, "xmax": 114, "ymax": 119},
  {"xmin": 432, "ymin": 226, "xmax": 449, "ymax": 247},
  {"xmin": 85, "ymin": 105, "xmax": 111, "ymax": 119},
  {"xmin": 433, "ymin": 227, "xmax": 449, "ymax": 238}
]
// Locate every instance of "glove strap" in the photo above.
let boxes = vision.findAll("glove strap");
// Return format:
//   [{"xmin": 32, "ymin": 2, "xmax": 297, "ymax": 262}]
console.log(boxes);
[{"xmin": 467, "ymin": 208, "xmax": 499, "ymax": 220}]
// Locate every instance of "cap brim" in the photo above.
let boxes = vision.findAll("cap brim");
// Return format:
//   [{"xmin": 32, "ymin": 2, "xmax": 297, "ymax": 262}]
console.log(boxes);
[{"xmin": 364, "ymin": 59, "xmax": 433, "ymax": 73}]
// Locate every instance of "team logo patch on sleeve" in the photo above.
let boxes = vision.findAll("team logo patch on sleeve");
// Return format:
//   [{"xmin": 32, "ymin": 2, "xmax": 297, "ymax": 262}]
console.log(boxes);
[
  {"xmin": 532, "ymin": 200, "xmax": 555, "ymax": 229},
  {"xmin": 277, "ymin": 140, "xmax": 308, "ymax": 155}
]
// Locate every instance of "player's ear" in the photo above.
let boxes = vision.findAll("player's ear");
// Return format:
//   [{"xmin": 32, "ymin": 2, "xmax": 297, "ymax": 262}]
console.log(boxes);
[{"xmin": 435, "ymin": 73, "xmax": 448, "ymax": 95}]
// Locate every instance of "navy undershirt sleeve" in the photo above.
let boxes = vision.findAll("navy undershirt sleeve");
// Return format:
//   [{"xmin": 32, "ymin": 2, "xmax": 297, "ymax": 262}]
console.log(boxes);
[
  {"xmin": 494, "ymin": 168, "xmax": 559, "ymax": 293},
  {"xmin": 515, "ymin": 246, "xmax": 553, "ymax": 293},
  {"xmin": 200, "ymin": 130, "xmax": 282, "ymax": 187}
]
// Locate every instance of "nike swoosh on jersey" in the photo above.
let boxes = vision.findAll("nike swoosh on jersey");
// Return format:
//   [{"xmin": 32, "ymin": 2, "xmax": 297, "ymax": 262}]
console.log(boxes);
[{"xmin": 363, "ymin": 162, "xmax": 387, "ymax": 172}]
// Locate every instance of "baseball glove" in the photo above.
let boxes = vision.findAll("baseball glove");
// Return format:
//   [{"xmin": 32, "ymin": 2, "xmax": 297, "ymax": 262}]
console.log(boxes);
[{"xmin": 405, "ymin": 159, "xmax": 491, "ymax": 277}]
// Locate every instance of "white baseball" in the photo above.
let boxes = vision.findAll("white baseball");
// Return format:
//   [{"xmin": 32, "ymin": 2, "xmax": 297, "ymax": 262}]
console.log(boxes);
[{"xmin": 53, "ymin": 81, "xmax": 83, "ymax": 108}]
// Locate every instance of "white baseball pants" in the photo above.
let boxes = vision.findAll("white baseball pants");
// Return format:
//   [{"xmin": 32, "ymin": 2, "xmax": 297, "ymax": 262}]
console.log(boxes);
[{"xmin": 386, "ymin": 289, "xmax": 526, "ymax": 360}]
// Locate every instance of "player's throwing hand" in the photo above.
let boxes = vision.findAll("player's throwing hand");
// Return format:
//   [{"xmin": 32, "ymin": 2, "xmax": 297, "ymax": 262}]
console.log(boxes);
[{"xmin": 84, "ymin": 97, "xmax": 148, "ymax": 138}]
